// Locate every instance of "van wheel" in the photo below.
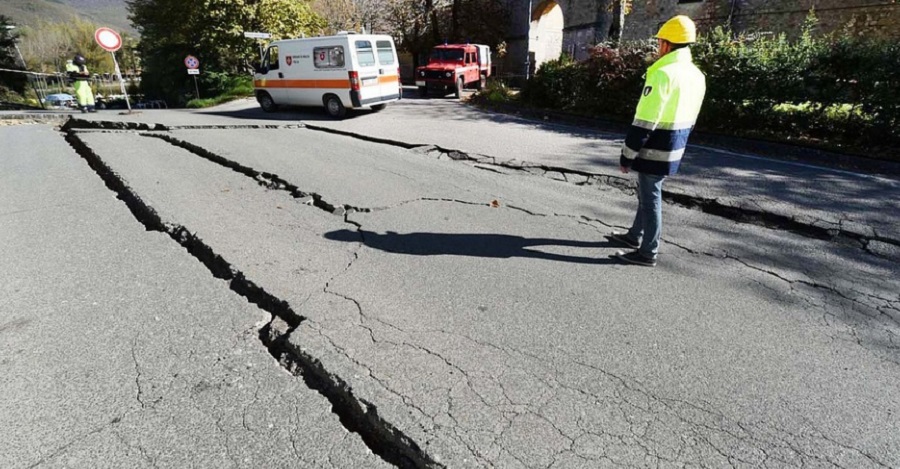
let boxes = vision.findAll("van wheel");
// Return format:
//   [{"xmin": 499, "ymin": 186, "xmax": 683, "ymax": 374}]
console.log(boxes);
[
  {"xmin": 454, "ymin": 77, "xmax": 464, "ymax": 99},
  {"xmin": 418, "ymin": 86, "xmax": 427, "ymax": 98},
  {"xmin": 371, "ymin": 104, "xmax": 387, "ymax": 112},
  {"xmin": 324, "ymin": 95, "xmax": 346, "ymax": 119},
  {"xmin": 257, "ymin": 92, "xmax": 277, "ymax": 113}
]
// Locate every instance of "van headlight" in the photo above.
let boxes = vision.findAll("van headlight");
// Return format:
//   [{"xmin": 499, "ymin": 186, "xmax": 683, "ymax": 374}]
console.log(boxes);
[{"xmin": 445, "ymin": 72, "xmax": 452, "ymax": 78}]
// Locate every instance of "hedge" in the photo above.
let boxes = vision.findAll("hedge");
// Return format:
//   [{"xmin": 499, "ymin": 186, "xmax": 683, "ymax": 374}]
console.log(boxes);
[{"xmin": 520, "ymin": 20, "xmax": 900, "ymax": 158}]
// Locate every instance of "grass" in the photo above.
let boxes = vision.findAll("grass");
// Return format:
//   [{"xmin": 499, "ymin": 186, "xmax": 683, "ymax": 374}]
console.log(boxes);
[
  {"xmin": 185, "ymin": 74, "xmax": 254, "ymax": 108},
  {"xmin": 185, "ymin": 93, "xmax": 251, "ymax": 109}
]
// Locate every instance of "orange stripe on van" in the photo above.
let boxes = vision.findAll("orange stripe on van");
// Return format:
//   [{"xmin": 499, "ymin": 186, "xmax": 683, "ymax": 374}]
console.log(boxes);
[
  {"xmin": 254, "ymin": 79, "xmax": 352, "ymax": 89},
  {"xmin": 378, "ymin": 75, "xmax": 400, "ymax": 85}
]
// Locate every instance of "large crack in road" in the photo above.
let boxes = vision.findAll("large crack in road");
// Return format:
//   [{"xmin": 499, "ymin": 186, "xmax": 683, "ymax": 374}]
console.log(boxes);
[
  {"xmin": 58, "ymin": 122, "xmax": 900, "ymax": 468},
  {"xmin": 64, "ymin": 130, "xmax": 441, "ymax": 469},
  {"xmin": 62, "ymin": 118, "xmax": 900, "ymax": 257}
]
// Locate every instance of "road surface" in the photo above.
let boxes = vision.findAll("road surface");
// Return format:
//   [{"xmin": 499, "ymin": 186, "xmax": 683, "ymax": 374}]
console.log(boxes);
[{"xmin": 1, "ymin": 98, "xmax": 898, "ymax": 468}]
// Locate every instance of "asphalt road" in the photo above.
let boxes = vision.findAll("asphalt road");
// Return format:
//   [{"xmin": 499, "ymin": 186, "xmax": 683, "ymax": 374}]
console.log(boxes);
[
  {"xmin": 71, "ymin": 95, "xmax": 900, "ymax": 253},
  {"xmin": 2, "ymin": 96, "xmax": 899, "ymax": 468}
]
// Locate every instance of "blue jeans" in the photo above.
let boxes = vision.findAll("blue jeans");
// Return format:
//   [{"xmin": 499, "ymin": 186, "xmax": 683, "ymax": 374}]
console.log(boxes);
[{"xmin": 626, "ymin": 172, "xmax": 666, "ymax": 259}]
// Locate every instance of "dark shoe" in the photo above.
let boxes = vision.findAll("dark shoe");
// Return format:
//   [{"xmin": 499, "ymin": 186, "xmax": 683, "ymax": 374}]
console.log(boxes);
[
  {"xmin": 607, "ymin": 232, "xmax": 640, "ymax": 250},
  {"xmin": 615, "ymin": 250, "xmax": 657, "ymax": 267}
]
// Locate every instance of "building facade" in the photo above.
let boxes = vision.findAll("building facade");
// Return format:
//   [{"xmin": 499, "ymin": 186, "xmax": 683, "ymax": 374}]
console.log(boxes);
[{"xmin": 501, "ymin": 0, "xmax": 900, "ymax": 79}]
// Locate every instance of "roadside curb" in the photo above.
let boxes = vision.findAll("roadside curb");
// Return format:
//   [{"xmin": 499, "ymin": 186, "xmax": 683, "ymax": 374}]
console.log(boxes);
[
  {"xmin": 62, "ymin": 117, "xmax": 900, "ymax": 259},
  {"xmin": 473, "ymin": 101, "xmax": 900, "ymax": 177},
  {"xmin": 0, "ymin": 112, "xmax": 74, "ymax": 124}
]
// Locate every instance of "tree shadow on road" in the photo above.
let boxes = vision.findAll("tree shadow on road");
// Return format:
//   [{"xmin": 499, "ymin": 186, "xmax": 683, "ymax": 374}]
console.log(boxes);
[{"xmin": 324, "ymin": 229, "xmax": 623, "ymax": 264}]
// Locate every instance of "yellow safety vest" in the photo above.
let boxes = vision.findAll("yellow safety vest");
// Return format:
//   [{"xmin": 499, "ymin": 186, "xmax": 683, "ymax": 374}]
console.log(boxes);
[{"xmin": 621, "ymin": 48, "xmax": 706, "ymax": 176}]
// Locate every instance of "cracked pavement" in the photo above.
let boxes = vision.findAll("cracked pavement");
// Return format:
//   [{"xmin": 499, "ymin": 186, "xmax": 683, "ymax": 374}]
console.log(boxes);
[
  {"xmin": 2, "ymin": 99, "xmax": 899, "ymax": 468},
  {"xmin": 0, "ymin": 125, "xmax": 388, "ymax": 469}
]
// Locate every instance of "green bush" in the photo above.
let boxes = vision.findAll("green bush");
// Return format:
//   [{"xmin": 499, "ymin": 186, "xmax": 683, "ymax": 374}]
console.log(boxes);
[
  {"xmin": 199, "ymin": 72, "xmax": 254, "ymax": 98},
  {"xmin": 185, "ymin": 73, "xmax": 254, "ymax": 108},
  {"xmin": 471, "ymin": 78, "xmax": 516, "ymax": 104},
  {"xmin": 520, "ymin": 54, "xmax": 587, "ymax": 110},
  {"xmin": 520, "ymin": 16, "xmax": 900, "ymax": 157}
]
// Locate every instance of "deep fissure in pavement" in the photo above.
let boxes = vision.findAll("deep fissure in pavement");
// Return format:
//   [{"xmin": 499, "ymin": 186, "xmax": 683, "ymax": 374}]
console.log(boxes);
[
  {"xmin": 301, "ymin": 122, "xmax": 897, "ymax": 253},
  {"xmin": 63, "ymin": 129, "xmax": 442, "ymax": 469},
  {"xmin": 141, "ymin": 133, "xmax": 367, "ymax": 215},
  {"xmin": 64, "ymin": 117, "xmax": 898, "ymax": 252}
]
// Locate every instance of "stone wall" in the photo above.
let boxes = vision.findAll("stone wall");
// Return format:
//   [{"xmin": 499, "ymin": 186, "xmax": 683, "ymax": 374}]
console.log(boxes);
[
  {"xmin": 500, "ymin": 0, "xmax": 900, "ymax": 78},
  {"xmin": 499, "ymin": 0, "xmax": 899, "ymax": 79},
  {"xmin": 502, "ymin": 0, "xmax": 613, "ymax": 80},
  {"xmin": 621, "ymin": 0, "xmax": 900, "ymax": 41}
]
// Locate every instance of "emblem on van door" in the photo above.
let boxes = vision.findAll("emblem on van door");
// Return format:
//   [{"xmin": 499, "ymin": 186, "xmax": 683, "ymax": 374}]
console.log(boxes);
[{"xmin": 286, "ymin": 56, "xmax": 293, "ymax": 66}]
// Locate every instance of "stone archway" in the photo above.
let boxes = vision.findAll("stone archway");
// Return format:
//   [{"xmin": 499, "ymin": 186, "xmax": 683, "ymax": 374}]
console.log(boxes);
[{"xmin": 529, "ymin": 0, "xmax": 565, "ymax": 73}]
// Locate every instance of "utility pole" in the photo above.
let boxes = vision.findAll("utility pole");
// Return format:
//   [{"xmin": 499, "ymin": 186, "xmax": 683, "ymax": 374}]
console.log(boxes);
[
  {"xmin": 525, "ymin": 0, "xmax": 532, "ymax": 80},
  {"xmin": 4, "ymin": 24, "xmax": 46, "ymax": 108}
]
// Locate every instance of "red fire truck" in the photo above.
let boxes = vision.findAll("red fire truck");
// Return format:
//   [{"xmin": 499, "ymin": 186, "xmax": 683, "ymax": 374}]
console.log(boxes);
[{"xmin": 415, "ymin": 44, "xmax": 491, "ymax": 99}]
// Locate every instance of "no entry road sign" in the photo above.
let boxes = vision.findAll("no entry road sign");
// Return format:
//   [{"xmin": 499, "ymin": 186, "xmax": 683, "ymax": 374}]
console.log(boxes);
[{"xmin": 95, "ymin": 28, "xmax": 122, "ymax": 52}]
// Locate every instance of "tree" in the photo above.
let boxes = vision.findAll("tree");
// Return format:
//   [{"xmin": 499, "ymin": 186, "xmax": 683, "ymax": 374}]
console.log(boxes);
[
  {"xmin": 0, "ymin": 15, "xmax": 27, "ymax": 96},
  {"xmin": 128, "ymin": 0, "xmax": 325, "ymax": 104},
  {"xmin": 382, "ymin": 0, "xmax": 509, "ymax": 68},
  {"xmin": 313, "ymin": 0, "xmax": 392, "ymax": 34},
  {"xmin": 607, "ymin": 0, "xmax": 628, "ymax": 44},
  {"xmin": 17, "ymin": 18, "xmax": 115, "ymax": 74}
]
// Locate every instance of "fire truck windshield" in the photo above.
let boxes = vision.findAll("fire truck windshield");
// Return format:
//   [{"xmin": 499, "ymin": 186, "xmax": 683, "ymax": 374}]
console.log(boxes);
[{"xmin": 430, "ymin": 49, "xmax": 465, "ymax": 62}]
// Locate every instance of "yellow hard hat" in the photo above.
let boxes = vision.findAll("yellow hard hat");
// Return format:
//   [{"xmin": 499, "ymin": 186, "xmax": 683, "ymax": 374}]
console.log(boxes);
[{"xmin": 656, "ymin": 15, "xmax": 697, "ymax": 44}]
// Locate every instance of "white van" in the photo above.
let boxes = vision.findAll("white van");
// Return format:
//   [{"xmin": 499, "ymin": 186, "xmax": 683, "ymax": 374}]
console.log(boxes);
[{"xmin": 254, "ymin": 33, "xmax": 402, "ymax": 118}]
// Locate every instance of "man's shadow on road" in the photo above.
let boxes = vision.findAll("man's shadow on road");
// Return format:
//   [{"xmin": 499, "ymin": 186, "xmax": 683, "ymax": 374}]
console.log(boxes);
[{"xmin": 324, "ymin": 230, "xmax": 623, "ymax": 264}]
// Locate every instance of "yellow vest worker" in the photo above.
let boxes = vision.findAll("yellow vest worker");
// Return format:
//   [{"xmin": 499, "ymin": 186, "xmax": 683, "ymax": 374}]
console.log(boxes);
[
  {"xmin": 611, "ymin": 16, "xmax": 706, "ymax": 267},
  {"xmin": 621, "ymin": 16, "xmax": 706, "ymax": 175},
  {"xmin": 66, "ymin": 54, "xmax": 96, "ymax": 113}
]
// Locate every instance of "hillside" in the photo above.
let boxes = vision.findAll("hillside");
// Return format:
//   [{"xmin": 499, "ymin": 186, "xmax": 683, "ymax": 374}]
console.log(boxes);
[{"xmin": 0, "ymin": 0, "xmax": 134, "ymax": 34}]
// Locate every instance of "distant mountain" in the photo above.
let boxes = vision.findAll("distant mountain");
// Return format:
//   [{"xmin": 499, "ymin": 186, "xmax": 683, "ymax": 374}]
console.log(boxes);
[{"xmin": 0, "ymin": 0, "xmax": 134, "ymax": 34}]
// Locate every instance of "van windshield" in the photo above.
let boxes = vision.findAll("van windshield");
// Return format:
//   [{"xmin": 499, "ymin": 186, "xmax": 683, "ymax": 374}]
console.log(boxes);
[{"xmin": 430, "ymin": 49, "xmax": 464, "ymax": 62}]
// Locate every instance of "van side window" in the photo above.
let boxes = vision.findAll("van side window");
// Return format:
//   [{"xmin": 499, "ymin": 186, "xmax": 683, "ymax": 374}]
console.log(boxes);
[
  {"xmin": 376, "ymin": 40, "xmax": 395, "ymax": 66},
  {"xmin": 314, "ymin": 46, "xmax": 345, "ymax": 69},
  {"xmin": 355, "ymin": 41, "xmax": 376, "ymax": 67},
  {"xmin": 267, "ymin": 46, "xmax": 280, "ymax": 70}
]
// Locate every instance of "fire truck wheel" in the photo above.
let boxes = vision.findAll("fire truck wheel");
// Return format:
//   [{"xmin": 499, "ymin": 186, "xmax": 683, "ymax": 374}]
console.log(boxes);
[
  {"xmin": 454, "ymin": 77, "xmax": 464, "ymax": 99},
  {"xmin": 418, "ymin": 86, "xmax": 427, "ymax": 98},
  {"xmin": 324, "ymin": 95, "xmax": 347, "ymax": 119},
  {"xmin": 257, "ymin": 92, "xmax": 277, "ymax": 113}
]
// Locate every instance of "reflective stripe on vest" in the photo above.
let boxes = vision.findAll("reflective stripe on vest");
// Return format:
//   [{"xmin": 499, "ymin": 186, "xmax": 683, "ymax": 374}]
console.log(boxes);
[{"xmin": 621, "ymin": 48, "xmax": 706, "ymax": 176}]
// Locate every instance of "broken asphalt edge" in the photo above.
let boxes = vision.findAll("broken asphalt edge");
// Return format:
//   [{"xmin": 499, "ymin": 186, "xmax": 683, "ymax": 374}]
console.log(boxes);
[
  {"xmin": 303, "ymin": 123, "xmax": 900, "ymax": 255},
  {"xmin": 61, "ymin": 117, "xmax": 900, "ymax": 255},
  {"xmin": 62, "ymin": 129, "xmax": 443, "ymax": 469}
]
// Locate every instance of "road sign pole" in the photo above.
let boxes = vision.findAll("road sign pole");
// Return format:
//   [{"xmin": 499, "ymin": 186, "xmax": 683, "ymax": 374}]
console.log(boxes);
[
  {"xmin": 111, "ymin": 51, "xmax": 133, "ymax": 113},
  {"xmin": 193, "ymin": 76, "xmax": 200, "ymax": 100}
]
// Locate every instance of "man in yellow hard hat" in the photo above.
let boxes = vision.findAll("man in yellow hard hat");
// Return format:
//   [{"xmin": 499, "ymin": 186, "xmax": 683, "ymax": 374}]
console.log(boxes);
[{"xmin": 609, "ymin": 15, "xmax": 706, "ymax": 267}]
